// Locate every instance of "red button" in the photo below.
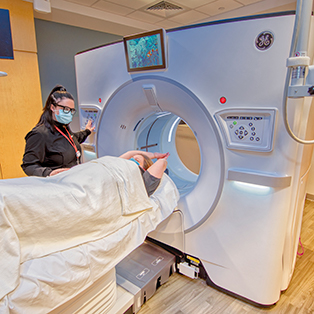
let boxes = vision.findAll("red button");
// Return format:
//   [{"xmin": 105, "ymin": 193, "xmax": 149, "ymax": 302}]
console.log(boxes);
[{"xmin": 220, "ymin": 97, "xmax": 227, "ymax": 104}]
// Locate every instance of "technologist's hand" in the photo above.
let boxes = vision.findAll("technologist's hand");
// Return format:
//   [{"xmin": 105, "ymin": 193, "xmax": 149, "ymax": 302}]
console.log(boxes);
[
  {"xmin": 49, "ymin": 168, "xmax": 70, "ymax": 176},
  {"xmin": 85, "ymin": 119, "xmax": 95, "ymax": 132}
]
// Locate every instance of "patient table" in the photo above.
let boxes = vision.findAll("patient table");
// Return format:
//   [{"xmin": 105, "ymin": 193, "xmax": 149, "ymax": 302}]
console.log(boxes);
[{"xmin": 0, "ymin": 156, "xmax": 179, "ymax": 313}]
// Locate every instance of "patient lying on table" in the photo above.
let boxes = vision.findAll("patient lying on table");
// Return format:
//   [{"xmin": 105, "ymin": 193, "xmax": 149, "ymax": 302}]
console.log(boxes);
[
  {"xmin": 0, "ymin": 153, "xmax": 179, "ymax": 311},
  {"xmin": 119, "ymin": 150, "xmax": 170, "ymax": 196}
]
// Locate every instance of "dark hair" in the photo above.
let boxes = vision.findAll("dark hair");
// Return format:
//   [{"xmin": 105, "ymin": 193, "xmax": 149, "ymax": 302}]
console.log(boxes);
[{"xmin": 37, "ymin": 85, "xmax": 74, "ymax": 131}]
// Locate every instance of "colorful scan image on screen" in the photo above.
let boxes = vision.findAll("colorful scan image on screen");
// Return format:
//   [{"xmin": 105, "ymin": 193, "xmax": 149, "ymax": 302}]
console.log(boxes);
[{"xmin": 126, "ymin": 33, "xmax": 163, "ymax": 70}]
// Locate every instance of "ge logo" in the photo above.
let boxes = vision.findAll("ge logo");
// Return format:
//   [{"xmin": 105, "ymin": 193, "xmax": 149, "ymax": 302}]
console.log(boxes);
[{"xmin": 255, "ymin": 31, "xmax": 274, "ymax": 51}]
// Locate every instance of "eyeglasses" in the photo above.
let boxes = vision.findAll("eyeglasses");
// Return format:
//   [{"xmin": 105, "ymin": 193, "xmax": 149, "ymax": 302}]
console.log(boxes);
[{"xmin": 56, "ymin": 103, "xmax": 76, "ymax": 115}]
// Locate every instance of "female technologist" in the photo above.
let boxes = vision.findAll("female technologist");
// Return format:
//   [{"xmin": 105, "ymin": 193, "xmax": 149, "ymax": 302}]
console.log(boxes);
[{"xmin": 21, "ymin": 85, "xmax": 95, "ymax": 177}]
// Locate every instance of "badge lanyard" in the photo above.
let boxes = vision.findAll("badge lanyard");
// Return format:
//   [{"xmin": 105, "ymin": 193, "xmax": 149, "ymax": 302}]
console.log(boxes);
[{"xmin": 55, "ymin": 126, "xmax": 81, "ymax": 161}]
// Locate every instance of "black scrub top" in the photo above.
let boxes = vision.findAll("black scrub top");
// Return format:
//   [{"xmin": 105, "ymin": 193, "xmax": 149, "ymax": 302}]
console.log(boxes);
[{"xmin": 21, "ymin": 122, "xmax": 91, "ymax": 177}]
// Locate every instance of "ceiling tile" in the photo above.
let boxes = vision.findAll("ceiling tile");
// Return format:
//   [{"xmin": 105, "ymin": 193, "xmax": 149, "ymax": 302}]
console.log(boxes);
[
  {"xmin": 154, "ymin": 19, "xmax": 182, "ymax": 29},
  {"xmin": 236, "ymin": 0, "xmax": 264, "ymax": 5},
  {"xmin": 175, "ymin": 0, "xmax": 217, "ymax": 9},
  {"xmin": 65, "ymin": 0, "xmax": 98, "ymax": 6},
  {"xmin": 92, "ymin": 1, "xmax": 134, "ymax": 15},
  {"xmin": 197, "ymin": 0, "xmax": 243, "ymax": 16},
  {"xmin": 127, "ymin": 10, "xmax": 165, "ymax": 24},
  {"xmin": 169, "ymin": 10, "xmax": 209, "ymax": 24},
  {"xmin": 106, "ymin": 0, "xmax": 154, "ymax": 10}
]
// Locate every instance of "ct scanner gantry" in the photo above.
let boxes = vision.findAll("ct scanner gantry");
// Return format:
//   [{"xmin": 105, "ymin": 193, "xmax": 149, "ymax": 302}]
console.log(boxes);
[{"xmin": 75, "ymin": 1, "xmax": 314, "ymax": 306}]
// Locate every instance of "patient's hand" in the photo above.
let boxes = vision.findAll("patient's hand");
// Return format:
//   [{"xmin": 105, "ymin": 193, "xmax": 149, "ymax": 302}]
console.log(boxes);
[
  {"xmin": 50, "ymin": 168, "xmax": 70, "ymax": 176},
  {"xmin": 154, "ymin": 152, "xmax": 170, "ymax": 160}
]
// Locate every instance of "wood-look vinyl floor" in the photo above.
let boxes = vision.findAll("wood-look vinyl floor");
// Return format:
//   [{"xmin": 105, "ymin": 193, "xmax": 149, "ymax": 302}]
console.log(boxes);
[{"xmin": 138, "ymin": 199, "xmax": 314, "ymax": 314}]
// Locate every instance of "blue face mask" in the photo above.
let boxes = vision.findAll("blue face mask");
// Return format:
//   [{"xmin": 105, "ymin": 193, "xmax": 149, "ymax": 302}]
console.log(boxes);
[
  {"xmin": 130, "ymin": 158, "xmax": 140, "ymax": 166},
  {"xmin": 55, "ymin": 109, "xmax": 73, "ymax": 124}
]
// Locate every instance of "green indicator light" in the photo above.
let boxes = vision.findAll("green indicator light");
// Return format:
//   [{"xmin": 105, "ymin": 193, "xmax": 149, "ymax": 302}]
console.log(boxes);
[{"xmin": 233, "ymin": 121, "xmax": 237, "ymax": 125}]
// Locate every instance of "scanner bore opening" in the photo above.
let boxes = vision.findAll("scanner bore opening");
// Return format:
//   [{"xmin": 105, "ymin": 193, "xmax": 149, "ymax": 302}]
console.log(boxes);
[{"xmin": 135, "ymin": 111, "xmax": 201, "ymax": 196}]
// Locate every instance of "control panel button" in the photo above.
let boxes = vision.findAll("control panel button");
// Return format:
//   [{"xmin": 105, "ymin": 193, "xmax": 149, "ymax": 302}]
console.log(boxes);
[{"xmin": 214, "ymin": 108, "xmax": 276, "ymax": 152}]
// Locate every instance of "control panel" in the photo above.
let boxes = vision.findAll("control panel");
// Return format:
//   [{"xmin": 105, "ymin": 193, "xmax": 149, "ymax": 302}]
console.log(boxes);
[
  {"xmin": 79, "ymin": 104, "xmax": 101, "ymax": 159},
  {"xmin": 79, "ymin": 105, "xmax": 101, "ymax": 130},
  {"xmin": 214, "ymin": 109, "xmax": 277, "ymax": 152}
]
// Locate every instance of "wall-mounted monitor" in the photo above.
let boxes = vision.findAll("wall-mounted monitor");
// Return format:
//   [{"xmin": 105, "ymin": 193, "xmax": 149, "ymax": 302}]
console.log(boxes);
[{"xmin": 123, "ymin": 29, "xmax": 167, "ymax": 72}]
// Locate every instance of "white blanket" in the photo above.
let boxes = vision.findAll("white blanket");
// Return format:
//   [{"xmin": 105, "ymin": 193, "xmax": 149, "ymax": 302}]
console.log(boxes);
[{"xmin": 0, "ymin": 156, "xmax": 177, "ymax": 301}]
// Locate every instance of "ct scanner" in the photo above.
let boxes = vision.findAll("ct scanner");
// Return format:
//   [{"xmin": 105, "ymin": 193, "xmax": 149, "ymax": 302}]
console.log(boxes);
[{"xmin": 75, "ymin": 1, "xmax": 314, "ymax": 306}]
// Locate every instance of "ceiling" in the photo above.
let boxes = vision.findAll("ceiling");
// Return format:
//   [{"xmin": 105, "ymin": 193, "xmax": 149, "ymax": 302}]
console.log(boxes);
[{"xmin": 28, "ymin": 0, "xmax": 299, "ymax": 36}]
